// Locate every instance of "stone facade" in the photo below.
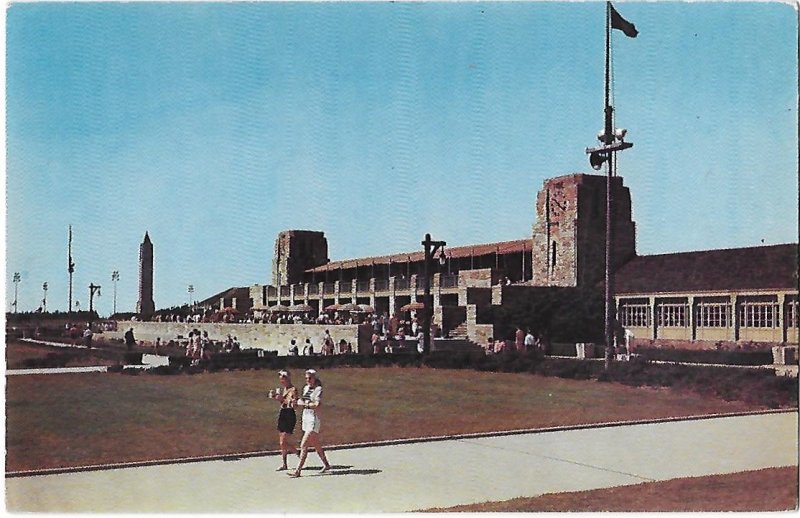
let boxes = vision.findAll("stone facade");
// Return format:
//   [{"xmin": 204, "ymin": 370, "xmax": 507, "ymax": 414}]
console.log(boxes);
[
  {"xmin": 272, "ymin": 230, "xmax": 329, "ymax": 286},
  {"xmin": 137, "ymin": 232, "xmax": 155, "ymax": 319},
  {"xmin": 531, "ymin": 174, "xmax": 635, "ymax": 289}
]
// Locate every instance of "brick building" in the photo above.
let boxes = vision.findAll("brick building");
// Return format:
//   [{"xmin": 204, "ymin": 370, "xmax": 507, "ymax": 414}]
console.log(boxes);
[{"xmin": 244, "ymin": 172, "xmax": 798, "ymax": 349}]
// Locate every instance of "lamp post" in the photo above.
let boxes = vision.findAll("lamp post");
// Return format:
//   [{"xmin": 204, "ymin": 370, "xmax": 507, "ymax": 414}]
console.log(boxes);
[
  {"xmin": 111, "ymin": 271, "xmax": 120, "ymax": 315},
  {"xmin": 188, "ymin": 284, "xmax": 195, "ymax": 306},
  {"xmin": 42, "ymin": 282, "xmax": 48, "ymax": 312},
  {"xmin": 88, "ymin": 283, "xmax": 101, "ymax": 317},
  {"xmin": 12, "ymin": 272, "xmax": 21, "ymax": 313},
  {"xmin": 421, "ymin": 234, "xmax": 446, "ymax": 355}
]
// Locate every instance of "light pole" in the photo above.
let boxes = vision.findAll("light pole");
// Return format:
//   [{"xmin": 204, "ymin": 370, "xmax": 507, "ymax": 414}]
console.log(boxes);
[
  {"xmin": 111, "ymin": 271, "xmax": 120, "ymax": 315},
  {"xmin": 12, "ymin": 272, "xmax": 21, "ymax": 313},
  {"xmin": 421, "ymin": 234, "xmax": 446, "ymax": 355},
  {"xmin": 42, "ymin": 282, "xmax": 48, "ymax": 312},
  {"xmin": 188, "ymin": 284, "xmax": 194, "ymax": 306}
]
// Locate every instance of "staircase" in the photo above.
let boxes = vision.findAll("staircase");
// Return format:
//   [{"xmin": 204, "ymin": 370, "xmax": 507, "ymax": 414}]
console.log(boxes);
[{"xmin": 449, "ymin": 322, "xmax": 469, "ymax": 340}]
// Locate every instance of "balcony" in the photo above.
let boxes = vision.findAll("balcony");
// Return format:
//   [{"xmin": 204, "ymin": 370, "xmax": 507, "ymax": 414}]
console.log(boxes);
[
  {"xmin": 308, "ymin": 284, "xmax": 319, "ymax": 295},
  {"xmin": 323, "ymin": 283, "xmax": 336, "ymax": 295},
  {"xmin": 395, "ymin": 278, "xmax": 409, "ymax": 290},
  {"xmin": 357, "ymin": 281, "xmax": 371, "ymax": 293},
  {"xmin": 267, "ymin": 286, "xmax": 278, "ymax": 297},
  {"xmin": 279, "ymin": 286, "xmax": 291, "ymax": 298},
  {"xmin": 375, "ymin": 279, "xmax": 389, "ymax": 292}
]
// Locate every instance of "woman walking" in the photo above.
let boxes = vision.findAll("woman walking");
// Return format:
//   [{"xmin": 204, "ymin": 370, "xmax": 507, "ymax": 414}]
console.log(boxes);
[
  {"xmin": 269, "ymin": 370, "xmax": 299, "ymax": 471},
  {"xmin": 289, "ymin": 369, "xmax": 331, "ymax": 478}
]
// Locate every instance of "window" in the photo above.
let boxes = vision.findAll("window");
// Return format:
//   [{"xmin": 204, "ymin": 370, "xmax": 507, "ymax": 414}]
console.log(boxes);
[
  {"xmin": 619, "ymin": 300, "xmax": 651, "ymax": 327},
  {"xmin": 696, "ymin": 301, "xmax": 730, "ymax": 328},
  {"xmin": 739, "ymin": 298, "xmax": 779, "ymax": 328},
  {"xmin": 657, "ymin": 302, "xmax": 687, "ymax": 327},
  {"xmin": 786, "ymin": 299, "xmax": 799, "ymax": 328}
]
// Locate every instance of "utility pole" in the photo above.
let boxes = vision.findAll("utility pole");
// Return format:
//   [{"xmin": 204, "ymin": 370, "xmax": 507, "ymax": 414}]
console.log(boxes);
[{"xmin": 42, "ymin": 282, "xmax": 48, "ymax": 312}]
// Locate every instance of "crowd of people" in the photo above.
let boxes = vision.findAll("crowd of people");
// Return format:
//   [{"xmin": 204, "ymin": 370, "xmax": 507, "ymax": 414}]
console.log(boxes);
[
  {"xmin": 182, "ymin": 330, "xmax": 243, "ymax": 363},
  {"xmin": 484, "ymin": 327, "xmax": 548, "ymax": 355}
]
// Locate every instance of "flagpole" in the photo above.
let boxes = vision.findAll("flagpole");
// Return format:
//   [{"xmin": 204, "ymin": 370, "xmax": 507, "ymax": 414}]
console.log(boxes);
[{"xmin": 604, "ymin": 0, "xmax": 615, "ymax": 370}]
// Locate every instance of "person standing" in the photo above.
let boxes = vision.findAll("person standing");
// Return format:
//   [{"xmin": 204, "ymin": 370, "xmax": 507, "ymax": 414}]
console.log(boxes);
[
  {"xmin": 524, "ymin": 328, "xmax": 535, "ymax": 352},
  {"xmin": 269, "ymin": 370, "xmax": 299, "ymax": 471},
  {"xmin": 514, "ymin": 326, "xmax": 525, "ymax": 352},
  {"xmin": 289, "ymin": 369, "xmax": 331, "ymax": 478},
  {"xmin": 124, "ymin": 328, "xmax": 136, "ymax": 351},
  {"xmin": 82, "ymin": 324, "xmax": 93, "ymax": 348}
]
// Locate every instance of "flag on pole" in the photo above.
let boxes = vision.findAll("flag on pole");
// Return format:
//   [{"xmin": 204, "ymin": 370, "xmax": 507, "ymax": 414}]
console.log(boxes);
[{"xmin": 610, "ymin": 3, "xmax": 638, "ymax": 38}]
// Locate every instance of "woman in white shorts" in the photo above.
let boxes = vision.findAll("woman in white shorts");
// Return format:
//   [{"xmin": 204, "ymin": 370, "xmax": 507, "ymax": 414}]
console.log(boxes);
[{"xmin": 289, "ymin": 369, "xmax": 331, "ymax": 477}]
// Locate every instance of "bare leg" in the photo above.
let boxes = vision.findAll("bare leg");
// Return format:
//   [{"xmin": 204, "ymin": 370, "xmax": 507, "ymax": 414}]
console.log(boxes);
[
  {"xmin": 308, "ymin": 433, "xmax": 331, "ymax": 471},
  {"xmin": 278, "ymin": 432, "xmax": 291, "ymax": 470},
  {"xmin": 290, "ymin": 432, "xmax": 312, "ymax": 477}
]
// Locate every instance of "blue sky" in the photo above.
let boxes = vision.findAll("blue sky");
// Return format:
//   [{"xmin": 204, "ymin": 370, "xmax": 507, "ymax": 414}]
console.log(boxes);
[{"xmin": 6, "ymin": 1, "xmax": 798, "ymax": 315}]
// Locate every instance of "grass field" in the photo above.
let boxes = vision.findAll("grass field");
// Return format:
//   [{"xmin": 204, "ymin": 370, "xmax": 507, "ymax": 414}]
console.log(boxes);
[
  {"xmin": 428, "ymin": 466, "xmax": 799, "ymax": 512},
  {"xmin": 6, "ymin": 366, "xmax": 765, "ymax": 472}
]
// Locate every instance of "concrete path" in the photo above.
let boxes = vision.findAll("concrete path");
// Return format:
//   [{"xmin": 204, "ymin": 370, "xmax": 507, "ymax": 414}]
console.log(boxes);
[{"xmin": 6, "ymin": 411, "xmax": 797, "ymax": 512}]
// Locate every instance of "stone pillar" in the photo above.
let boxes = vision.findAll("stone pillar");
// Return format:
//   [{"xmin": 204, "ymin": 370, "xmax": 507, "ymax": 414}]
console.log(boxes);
[
  {"xmin": 688, "ymin": 296, "xmax": 695, "ymax": 341},
  {"xmin": 649, "ymin": 296, "xmax": 657, "ymax": 340},
  {"xmin": 318, "ymin": 282, "xmax": 325, "ymax": 316},
  {"xmin": 730, "ymin": 294, "xmax": 739, "ymax": 342},
  {"xmin": 334, "ymin": 281, "xmax": 342, "ymax": 305},
  {"xmin": 778, "ymin": 292, "xmax": 787, "ymax": 343},
  {"xmin": 303, "ymin": 283, "xmax": 310, "ymax": 305},
  {"xmin": 289, "ymin": 285, "xmax": 298, "ymax": 306},
  {"xmin": 351, "ymin": 279, "xmax": 358, "ymax": 303},
  {"xmin": 432, "ymin": 273, "xmax": 441, "ymax": 308},
  {"xmin": 388, "ymin": 277, "xmax": 396, "ymax": 318},
  {"xmin": 369, "ymin": 279, "xmax": 376, "ymax": 308}
]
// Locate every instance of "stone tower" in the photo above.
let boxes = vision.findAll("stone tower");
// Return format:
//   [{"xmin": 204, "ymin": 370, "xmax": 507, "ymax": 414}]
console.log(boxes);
[
  {"xmin": 137, "ymin": 232, "xmax": 155, "ymax": 319},
  {"xmin": 531, "ymin": 173, "xmax": 636, "ymax": 288},
  {"xmin": 272, "ymin": 230, "xmax": 329, "ymax": 286}
]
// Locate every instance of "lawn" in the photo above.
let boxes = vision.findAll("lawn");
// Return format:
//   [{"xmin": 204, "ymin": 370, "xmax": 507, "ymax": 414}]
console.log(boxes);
[
  {"xmin": 6, "ymin": 366, "xmax": 764, "ymax": 472},
  {"xmin": 428, "ymin": 466, "xmax": 799, "ymax": 512}
]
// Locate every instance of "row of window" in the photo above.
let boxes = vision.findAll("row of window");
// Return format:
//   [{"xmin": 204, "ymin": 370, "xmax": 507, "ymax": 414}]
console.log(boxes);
[{"xmin": 618, "ymin": 299, "xmax": 799, "ymax": 329}]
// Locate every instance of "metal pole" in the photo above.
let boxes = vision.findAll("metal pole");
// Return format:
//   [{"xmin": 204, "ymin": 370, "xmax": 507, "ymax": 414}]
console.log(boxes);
[{"xmin": 604, "ymin": 1, "xmax": 615, "ymax": 370}]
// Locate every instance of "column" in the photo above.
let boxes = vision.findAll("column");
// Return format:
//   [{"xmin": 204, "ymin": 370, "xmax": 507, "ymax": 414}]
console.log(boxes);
[
  {"xmin": 351, "ymin": 279, "xmax": 358, "ymax": 304},
  {"xmin": 369, "ymin": 278, "xmax": 376, "ymax": 308},
  {"xmin": 688, "ymin": 295, "xmax": 695, "ymax": 341},
  {"xmin": 334, "ymin": 281, "xmax": 342, "ymax": 305},
  {"xmin": 649, "ymin": 296, "xmax": 657, "ymax": 340},
  {"xmin": 778, "ymin": 292, "xmax": 786, "ymax": 343},
  {"xmin": 730, "ymin": 294, "xmax": 739, "ymax": 342},
  {"xmin": 388, "ymin": 277, "xmax": 396, "ymax": 318},
  {"xmin": 318, "ymin": 282, "xmax": 325, "ymax": 316}
]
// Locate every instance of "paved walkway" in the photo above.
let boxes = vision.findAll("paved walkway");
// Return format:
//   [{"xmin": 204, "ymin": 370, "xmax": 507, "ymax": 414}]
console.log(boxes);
[{"xmin": 6, "ymin": 411, "xmax": 796, "ymax": 512}]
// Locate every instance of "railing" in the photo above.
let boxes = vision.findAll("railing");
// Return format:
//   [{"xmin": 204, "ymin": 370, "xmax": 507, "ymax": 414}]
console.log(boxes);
[
  {"xmin": 323, "ymin": 283, "xmax": 336, "ymax": 294},
  {"xmin": 441, "ymin": 274, "xmax": 459, "ymax": 289},
  {"xmin": 395, "ymin": 278, "xmax": 409, "ymax": 290},
  {"xmin": 357, "ymin": 281, "xmax": 370, "ymax": 293},
  {"xmin": 308, "ymin": 284, "xmax": 319, "ymax": 295},
  {"xmin": 374, "ymin": 279, "xmax": 389, "ymax": 292}
]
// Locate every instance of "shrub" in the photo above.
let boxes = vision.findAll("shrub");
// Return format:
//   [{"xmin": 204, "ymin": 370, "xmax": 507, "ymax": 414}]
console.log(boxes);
[{"xmin": 635, "ymin": 347, "xmax": 773, "ymax": 366}]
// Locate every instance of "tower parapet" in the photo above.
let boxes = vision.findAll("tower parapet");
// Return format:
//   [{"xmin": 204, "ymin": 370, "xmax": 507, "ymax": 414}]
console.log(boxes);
[
  {"xmin": 531, "ymin": 173, "xmax": 636, "ymax": 289},
  {"xmin": 272, "ymin": 230, "xmax": 329, "ymax": 286}
]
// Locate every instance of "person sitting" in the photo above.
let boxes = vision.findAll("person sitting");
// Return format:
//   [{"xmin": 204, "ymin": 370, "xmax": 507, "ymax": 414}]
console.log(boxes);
[
  {"xmin": 289, "ymin": 339, "xmax": 299, "ymax": 356},
  {"xmin": 231, "ymin": 337, "xmax": 241, "ymax": 352}
]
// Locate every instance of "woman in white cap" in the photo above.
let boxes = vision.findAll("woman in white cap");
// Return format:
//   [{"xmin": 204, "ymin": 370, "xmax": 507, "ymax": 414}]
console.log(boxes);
[
  {"xmin": 269, "ymin": 370, "xmax": 299, "ymax": 471},
  {"xmin": 288, "ymin": 369, "xmax": 331, "ymax": 477}
]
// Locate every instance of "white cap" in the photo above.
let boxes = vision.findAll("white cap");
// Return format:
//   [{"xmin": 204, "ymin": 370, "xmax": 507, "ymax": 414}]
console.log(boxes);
[{"xmin": 305, "ymin": 369, "xmax": 317, "ymax": 376}]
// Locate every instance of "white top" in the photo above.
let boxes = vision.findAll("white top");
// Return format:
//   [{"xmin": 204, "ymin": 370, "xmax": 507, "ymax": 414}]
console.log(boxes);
[
  {"xmin": 301, "ymin": 384, "xmax": 322, "ymax": 415},
  {"xmin": 524, "ymin": 333, "xmax": 535, "ymax": 346}
]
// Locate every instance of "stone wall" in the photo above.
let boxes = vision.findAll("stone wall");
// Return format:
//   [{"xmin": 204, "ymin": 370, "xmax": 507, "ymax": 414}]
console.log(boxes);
[
  {"xmin": 106, "ymin": 321, "xmax": 359, "ymax": 355},
  {"xmin": 632, "ymin": 338, "xmax": 778, "ymax": 352}
]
